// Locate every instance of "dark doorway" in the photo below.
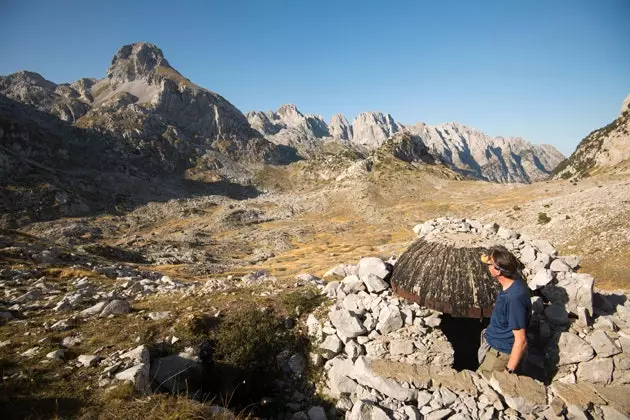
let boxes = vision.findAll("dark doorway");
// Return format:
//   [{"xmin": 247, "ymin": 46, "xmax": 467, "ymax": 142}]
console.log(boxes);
[{"xmin": 440, "ymin": 314, "xmax": 490, "ymax": 371}]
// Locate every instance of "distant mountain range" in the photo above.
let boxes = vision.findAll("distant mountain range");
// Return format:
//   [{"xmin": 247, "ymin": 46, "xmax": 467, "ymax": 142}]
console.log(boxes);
[{"xmin": 247, "ymin": 105, "xmax": 565, "ymax": 183}]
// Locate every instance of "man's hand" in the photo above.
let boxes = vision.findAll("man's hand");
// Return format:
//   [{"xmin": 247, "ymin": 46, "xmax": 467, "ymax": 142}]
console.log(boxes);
[{"xmin": 506, "ymin": 328, "xmax": 527, "ymax": 372}]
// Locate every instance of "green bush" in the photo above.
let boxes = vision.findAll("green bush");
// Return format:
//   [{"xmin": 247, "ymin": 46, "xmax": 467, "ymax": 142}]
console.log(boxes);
[
  {"xmin": 280, "ymin": 287, "xmax": 325, "ymax": 316},
  {"xmin": 212, "ymin": 307, "xmax": 298, "ymax": 373},
  {"xmin": 538, "ymin": 212, "xmax": 551, "ymax": 225}
]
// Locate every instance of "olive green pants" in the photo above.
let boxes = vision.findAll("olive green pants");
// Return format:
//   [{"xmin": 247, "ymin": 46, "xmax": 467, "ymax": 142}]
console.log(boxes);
[{"xmin": 477, "ymin": 348, "xmax": 510, "ymax": 374}]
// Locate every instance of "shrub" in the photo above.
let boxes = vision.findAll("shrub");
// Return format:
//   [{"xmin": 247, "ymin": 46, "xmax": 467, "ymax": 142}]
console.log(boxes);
[
  {"xmin": 212, "ymin": 307, "xmax": 298, "ymax": 373},
  {"xmin": 280, "ymin": 287, "xmax": 325, "ymax": 317},
  {"xmin": 538, "ymin": 212, "xmax": 551, "ymax": 224}
]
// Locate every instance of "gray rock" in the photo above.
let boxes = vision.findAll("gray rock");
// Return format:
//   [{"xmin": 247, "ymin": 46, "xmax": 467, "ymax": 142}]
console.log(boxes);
[
  {"xmin": 560, "ymin": 255, "xmax": 580, "ymax": 269},
  {"xmin": 532, "ymin": 239, "xmax": 557, "ymax": 256},
  {"xmin": 363, "ymin": 274, "xmax": 389, "ymax": 293},
  {"xmin": 120, "ymin": 345, "xmax": 150, "ymax": 364},
  {"xmin": 576, "ymin": 357, "xmax": 613, "ymax": 384},
  {"xmin": 424, "ymin": 314, "xmax": 442, "ymax": 327},
  {"xmin": 150, "ymin": 354, "xmax": 201, "ymax": 394},
  {"xmin": 329, "ymin": 308, "xmax": 366, "ymax": 339},
  {"xmin": 439, "ymin": 387, "xmax": 457, "ymax": 406},
  {"xmin": 558, "ymin": 332, "xmax": 595, "ymax": 365},
  {"xmin": 344, "ymin": 340, "xmax": 364, "ymax": 360},
  {"xmin": 399, "ymin": 405, "xmax": 420, "ymax": 420},
  {"xmin": 342, "ymin": 294, "xmax": 366, "ymax": 316},
  {"xmin": 424, "ymin": 408, "xmax": 453, "ymax": 420},
  {"xmin": 528, "ymin": 269, "xmax": 554, "ymax": 289},
  {"xmin": 586, "ymin": 330, "xmax": 621, "ymax": 358},
  {"xmin": 376, "ymin": 306, "xmax": 403, "ymax": 334},
  {"xmin": 348, "ymin": 357, "xmax": 416, "ymax": 402},
  {"xmin": 542, "ymin": 272, "xmax": 594, "ymax": 316},
  {"xmin": 328, "ymin": 357, "xmax": 358, "ymax": 397},
  {"xmin": 417, "ymin": 390, "xmax": 432, "ymax": 407},
  {"xmin": 550, "ymin": 259, "xmax": 572, "ymax": 272},
  {"xmin": 520, "ymin": 246, "xmax": 537, "ymax": 265},
  {"xmin": 289, "ymin": 354, "xmax": 306, "ymax": 376},
  {"xmin": 488, "ymin": 372, "xmax": 546, "ymax": 414},
  {"xmin": 78, "ymin": 354, "xmax": 101, "ymax": 367},
  {"xmin": 62, "ymin": 335, "xmax": 82, "ymax": 348},
  {"xmin": 99, "ymin": 299, "xmax": 131, "ymax": 317},
  {"xmin": 46, "ymin": 349, "xmax": 64, "ymax": 362},
  {"xmin": 323, "ymin": 281, "xmax": 340, "ymax": 298},
  {"xmin": 389, "ymin": 340, "xmax": 414, "ymax": 356},
  {"xmin": 599, "ymin": 405, "xmax": 628, "ymax": 420},
  {"xmin": 115, "ymin": 363, "xmax": 150, "ymax": 394},
  {"xmin": 306, "ymin": 314, "xmax": 323, "ymax": 343},
  {"xmin": 319, "ymin": 334, "xmax": 343, "ymax": 359},
  {"xmin": 307, "ymin": 406, "xmax": 327, "ymax": 420},
  {"xmin": 0, "ymin": 311, "xmax": 14, "ymax": 325},
  {"xmin": 342, "ymin": 275, "xmax": 365, "ymax": 294},
  {"xmin": 147, "ymin": 311, "xmax": 171, "ymax": 320},
  {"xmin": 348, "ymin": 400, "xmax": 392, "ymax": 420},
  {"xmin": 358, "ymin": 257, "xmax": 389, "ymax": 283}
]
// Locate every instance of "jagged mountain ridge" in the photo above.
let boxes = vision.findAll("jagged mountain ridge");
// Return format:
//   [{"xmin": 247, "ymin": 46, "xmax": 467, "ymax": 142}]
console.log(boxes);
[
  {"xmin": 247, "ymin": 104, "xmax": 565, "ymax": 183},
  {"xmin": 0, "ymin": 43, "xmax": 298, "ymax": 180},
  {"xmin": 552, "ymin": 93, "xmax": 630, "ymax": 179}
]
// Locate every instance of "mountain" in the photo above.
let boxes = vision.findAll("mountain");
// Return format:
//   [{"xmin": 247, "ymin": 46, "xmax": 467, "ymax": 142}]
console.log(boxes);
[
  {"xmin": 247, "ymin": 104, "xmax": 564, "ymax": 183},
  {"xmin": 0, "ymin": 43, "xmax": 298, "ymax": 180},
  {"xmin": 552, "ymin": 94, "xmax": 630, "ymax": 179}
]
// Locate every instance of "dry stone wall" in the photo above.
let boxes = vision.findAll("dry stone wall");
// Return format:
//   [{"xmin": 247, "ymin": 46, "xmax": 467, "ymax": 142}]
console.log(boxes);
[{"xmin": 307, "ymin": 217, "xmax": 630, "ymax": 419}]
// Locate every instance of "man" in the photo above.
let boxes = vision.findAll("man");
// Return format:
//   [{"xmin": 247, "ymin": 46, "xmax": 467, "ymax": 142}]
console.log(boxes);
[{"xmin": 477, "ymin": 246, "xmax": 531, "ymax": 375}]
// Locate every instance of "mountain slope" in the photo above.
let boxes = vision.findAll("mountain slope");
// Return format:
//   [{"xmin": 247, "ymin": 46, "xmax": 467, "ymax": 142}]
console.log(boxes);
[
  {"xmin": 552, "ymin": 93, "xmax": 630, "ymax": 179},
  {"xmin": 0, "ymin": 43, "xmax": 299, "ymax": 180}
]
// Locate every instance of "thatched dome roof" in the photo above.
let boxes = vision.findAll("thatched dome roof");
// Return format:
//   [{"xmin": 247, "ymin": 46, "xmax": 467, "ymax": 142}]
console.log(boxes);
[{"xmin": 390, "ymin": 232, "xmax": 502, "ymax": 318}]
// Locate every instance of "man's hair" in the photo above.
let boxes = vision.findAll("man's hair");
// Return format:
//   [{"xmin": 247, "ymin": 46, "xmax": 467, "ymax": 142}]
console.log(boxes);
[{"xmin": 489, "ymin": 246, "xmax": 519, "ymax": 279}]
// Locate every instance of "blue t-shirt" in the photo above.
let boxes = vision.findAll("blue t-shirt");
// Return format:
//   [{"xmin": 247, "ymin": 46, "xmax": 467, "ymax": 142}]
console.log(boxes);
[{"xmin": 485, "ymin": 278, "xmax": 531, "ymax": 354}]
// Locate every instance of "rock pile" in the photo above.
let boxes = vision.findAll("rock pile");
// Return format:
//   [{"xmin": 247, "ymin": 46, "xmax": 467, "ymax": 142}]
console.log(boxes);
[{"xmin": 306, "ymin": 218, "xmax": 630, "ymax": 419}]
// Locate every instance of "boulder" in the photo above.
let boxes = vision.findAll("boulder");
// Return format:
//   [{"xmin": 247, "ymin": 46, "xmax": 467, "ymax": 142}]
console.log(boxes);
[
  {"xmin": 576, "ymin": 357, "xmax": 613, "ymax": 384},
  {"xmin": 99, "ymin": 299, "xmax": 131, "ymax": 317},
  {"xmin": 531, "ymin": 239, "xmax": 557, "ymax": 256},
  {"xmin": 81, "ymin": 301, "xmax": 109, "ymax": 317},
  {"xmin": 116, "ymin": 363, "xmax": 150, "ymax": 394},
  {"xmin": 357, "ymin": 257, "xmax": 389, "ymax": 283},
  {"xmin": 519, "ymin": 246, "xmax": 537, "ymax": 265},
  {"xmin": 348, "ymin": 400, "xmax": 391, "ymax": 420},
  {"xmin": 376, "ymin": 306, "xmax": 403, "ymax": 334},
  {"xmin": 528, "ymin": 269, "xmax": 554, "ymax": 290},
  {"xmin": 78, "ymin": 354, "xmax": 101, "ymax": 367},
  {"xmin": 328, "ymin": 357, "xmax": 358, "ymax": 397},
  {"xmin": 348, "ymin": 357, "xmax": 417, "ymax": 402},
  {"xmin": 329, "ymin": 308, "xmax": 366, "ymax": 339},
  {"xmin": 557, "ymin": 332, "xmax": 595, "ymax": 365},
  {"xmin": 488, "ymin": 372, "xmax": 546, "ymax": 414},
  {"xmin": 342, "ymin": 275, "xmax": 364, "ymax": 294},
  {"xmin": 586, "ymin": 330, "xmax": 622, "ymax": 358},
  {"xmin": 542, "ymin": 272, "xmax": 593, "ymax": 316},
  {"xmin": 319, "ymin": 335, "xmax": 343, "ymax": 359},
  {"xmin": 550, "ymin": 259, "xmax": 572, "ymax": 272},
  {"xmin": 150, "ymin": 354, "xmax": 202, "ymax": 394},
  {"xmin": 363, "ymin": 274, "xmax": 389, "ymax": 293}
]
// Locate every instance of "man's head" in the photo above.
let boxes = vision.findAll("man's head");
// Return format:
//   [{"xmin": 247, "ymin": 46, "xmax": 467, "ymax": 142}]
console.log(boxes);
[{"xmin": 481, "ymin": 246, "xmax": 519, "ymax": 279}]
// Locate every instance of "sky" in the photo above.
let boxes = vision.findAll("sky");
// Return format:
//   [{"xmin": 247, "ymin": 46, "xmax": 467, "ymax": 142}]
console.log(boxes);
[{"xmin": 1, "ymin": 0, "xmax": 629, "ymax": 156}]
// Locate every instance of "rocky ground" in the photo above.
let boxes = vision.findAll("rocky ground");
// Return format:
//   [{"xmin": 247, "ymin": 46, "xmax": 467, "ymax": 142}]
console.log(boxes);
[{"xmin": 1, "ymin": 164, "xmax": 629, "ymax": 419}]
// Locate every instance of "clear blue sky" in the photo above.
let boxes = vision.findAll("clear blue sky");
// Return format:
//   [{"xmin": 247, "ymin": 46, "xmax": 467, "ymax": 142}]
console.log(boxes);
[{"xmin": 1, "ymin": 0, "xmax": 629, "ymax": 155}]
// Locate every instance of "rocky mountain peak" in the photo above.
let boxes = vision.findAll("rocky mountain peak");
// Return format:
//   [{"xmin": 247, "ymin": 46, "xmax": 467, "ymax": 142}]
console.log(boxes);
[
  {"xmin": 276, "ymin": 104, "xmax": 304, "ymax": 121},
  {"xmin": 1, "ymin": 70, "xmax": 57, "ymax": 90},
  {"xmin": 106, "ymin": 42, "xmax": 172, "ymax": 85},
  {"xmin": 329, "ymin": 113, "xmax": 353, "ymax": 141}
]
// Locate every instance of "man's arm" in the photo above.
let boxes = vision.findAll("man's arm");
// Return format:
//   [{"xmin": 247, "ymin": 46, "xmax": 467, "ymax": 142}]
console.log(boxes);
[{"xmin": 506, "ymin": 328, "xmax": 527, "ymax": 372}]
